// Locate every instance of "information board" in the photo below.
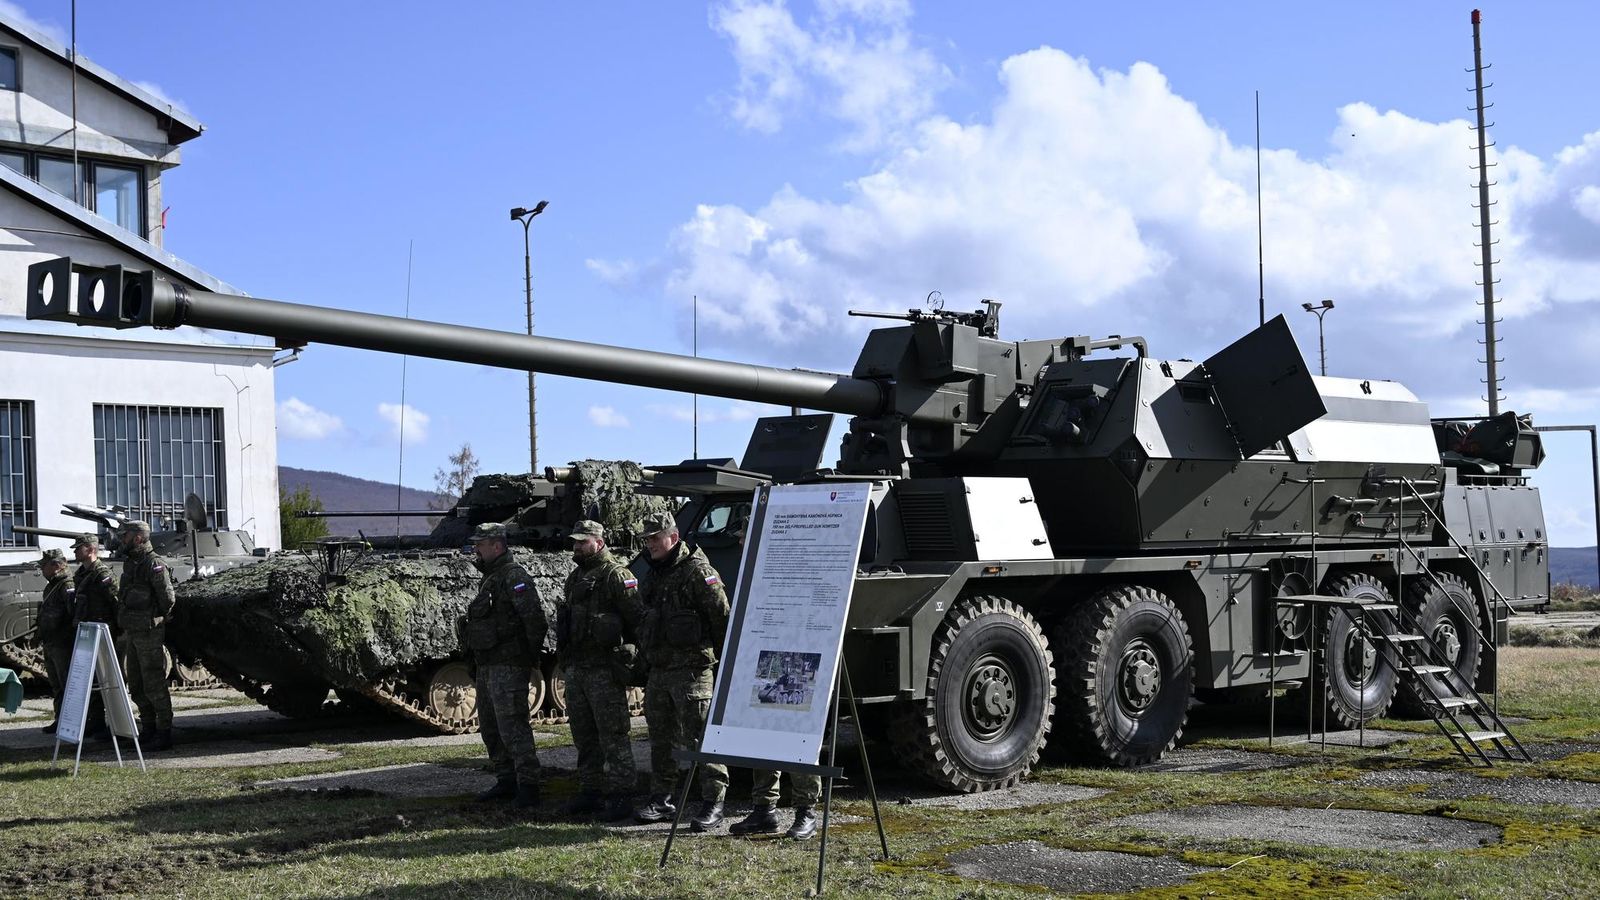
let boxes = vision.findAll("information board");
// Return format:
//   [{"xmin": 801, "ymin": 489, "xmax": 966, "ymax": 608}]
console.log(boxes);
[
  {"xmin": 54, "ymin": 622, "xmax": 143, "ymax": 774},
  {"xmin": 702, "ymin": 482, "xmax": 872, "ymax": 765}
]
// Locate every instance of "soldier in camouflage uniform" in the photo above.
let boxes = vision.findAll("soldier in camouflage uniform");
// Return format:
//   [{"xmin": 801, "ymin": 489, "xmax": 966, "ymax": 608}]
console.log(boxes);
[
  {"xmin": 557, "ymin": 519, "xmax": 645, "ymax": 820},
  {"xmin": 116, "ymin": 520, "xmax": 175, "ymax": 750},
  {"xmin": 632, "ymin": 511, "xmax": 731, "ymax": 831},
  {"xmin": 460, "ymin": 522, "xmax": 546, "ymax": 807},
  {"xmin": 71, "ymin": 533, "xmax": 117, "ymax": 741},
  {"xmin": 36, "ymin": 548, "xmax": 76, "ymax": 735}
]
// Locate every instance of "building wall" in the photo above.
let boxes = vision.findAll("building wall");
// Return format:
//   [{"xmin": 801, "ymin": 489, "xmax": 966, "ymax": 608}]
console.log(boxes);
[
  {"xmin": 0, "ymin": 329, "xmax": 281, "ymax": 563},
  {"xmin": 0, "ymin": 188, "xmax": 280, "ymax": 562},
  {"xmin": 0, "ymin": 36, "xmax": 177, "ymax": 243}
]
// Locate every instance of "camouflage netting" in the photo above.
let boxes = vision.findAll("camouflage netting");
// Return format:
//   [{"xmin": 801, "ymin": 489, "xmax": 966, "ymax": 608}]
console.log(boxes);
[{"xmin": 168, "ymin": 461, "xmax": 677, "ymax": 693}]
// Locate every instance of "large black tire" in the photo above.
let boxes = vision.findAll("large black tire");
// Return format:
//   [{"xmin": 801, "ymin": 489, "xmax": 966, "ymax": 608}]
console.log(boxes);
[
  {"xmin": 1048, "ymin": 585, "xmax": 1193, "ymax": 766},
  {"xmin": 1392, "ymin": 572, "xmax": 1483, "ymax": 718},
  {"xmin": 1289, "ymin": 572, "xmax": 1400, "ymax": 728},
  {"xmin": 889, "ymin": 596, "xmax": 1054, "ymax": 792}
]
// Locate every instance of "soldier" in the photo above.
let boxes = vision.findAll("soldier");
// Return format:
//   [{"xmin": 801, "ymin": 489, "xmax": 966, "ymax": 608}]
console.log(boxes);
[
  {"xmin": 557, "ymin": 519, "xmax": 645, "ymax": 820},
  {"xmin": 35, "ymin": 548, "xmax": 76, "ymax": 735},
  {"xmin": 116, "ymin": 520, "xmax": 175, "ymax": 750},
  {"xmin": 71, "ymin": 533, "xmax": 117, "ymax": 741},
  {"xmin": 460, "ymin": 522, "xmax": 546, "ymax": 807},
  {"xmin": 632, "ymin": 511, "xmax": 731, "ymax": 831}
]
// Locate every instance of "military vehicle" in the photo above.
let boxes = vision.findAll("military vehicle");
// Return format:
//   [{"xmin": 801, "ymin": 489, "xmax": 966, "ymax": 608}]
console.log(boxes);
[
  {"xmin": 0, "ymin": 498, "xmax": 261, "ymax": 685},
  {"xmin": 166, "ymin": 461, "xmax": 676, "ymax": 733},
  {"xmin": 25, "ymin": 258, "xmax": 1547, "ymax": 787}
]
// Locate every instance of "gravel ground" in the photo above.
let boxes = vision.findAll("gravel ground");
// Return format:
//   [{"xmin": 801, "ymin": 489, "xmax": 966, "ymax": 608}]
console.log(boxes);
[
  {"xmin": 1112, "ymin": 803, "xmax": 1502, "ymax": 851},
  {"xmin": 948, "ymin": 840, "xmax": 1217, "ymax": 894},
  {"xmin": 1356, "ymin": 769, "xmax": 1600, "ymax": 809},
  {"xmin": 882, "ymin": 782, "xmax": 1109, "ymax": 810},
  {"xmin": 1141, "ymin": 748, "xmax": 1305, "ymax": 774}
]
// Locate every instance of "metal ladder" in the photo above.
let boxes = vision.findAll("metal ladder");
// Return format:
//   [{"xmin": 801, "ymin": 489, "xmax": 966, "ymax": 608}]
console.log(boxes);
[{"xmin": 1266, "ymin": 473, "xmax": 1530, "ymax": 765}]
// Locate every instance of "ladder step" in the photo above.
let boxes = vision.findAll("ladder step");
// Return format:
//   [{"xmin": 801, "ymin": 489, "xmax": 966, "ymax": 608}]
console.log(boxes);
[
  {"xmin": 1385, "ymin": 634, "xmax": 1425, "ymax": 644},
  {"xmin": 1433, "ymin": 697, "xmax": 1481, "ymax": 711},
  {"xmin": 1409, "ymin": 664, "xmax": 1452, "ymax": 676},
  {"xmin": 1462, "ymin": 730, "xmax": 1506, "ymax": 743},
  {"xmin": 1361, "ymin": 603, "xmax": 1400, "ymax": 612}
]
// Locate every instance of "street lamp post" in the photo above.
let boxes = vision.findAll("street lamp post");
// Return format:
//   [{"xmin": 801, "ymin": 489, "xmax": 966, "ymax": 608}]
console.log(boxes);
[
  {"xmin": 1301, "ymin": 299, "xmax": 1335, "ymax": 376},
  {"xmin": 511, "ymin": 201, "xmax": 549, "ymax": 473}
]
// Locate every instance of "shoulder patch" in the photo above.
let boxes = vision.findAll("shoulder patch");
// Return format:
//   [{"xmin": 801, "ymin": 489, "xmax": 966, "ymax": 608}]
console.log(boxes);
[
  {"xmin": 622, "ymin": 577, "xmax": 638, "ymax": 590},
  {"xmin": 513, "ymin": 582, "xmax": 528, "ymax": 593},
  {"xmin": 151, "ymin": 563, "xmax": 165, "ymax": 573},
  {"xmin": 66, "ymin": 587, "xmax": 75, "ymax": 595},
  {"xmin": 102, "ymin": 575, "xmax": 114, "ymax": 585},
  {"xmin": 704, "ymin": 574, "xmax": 720, "ymax": 586}
]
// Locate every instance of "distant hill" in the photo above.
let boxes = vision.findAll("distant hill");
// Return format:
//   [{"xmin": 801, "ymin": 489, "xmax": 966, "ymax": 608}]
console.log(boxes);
[
  {"xmin": 279, "ymin": 466, "xmax": 441, "ymax": 537},
  {"xmin": 1552, "ymin": 547, "xmax": 1598, "ymax": 589}
]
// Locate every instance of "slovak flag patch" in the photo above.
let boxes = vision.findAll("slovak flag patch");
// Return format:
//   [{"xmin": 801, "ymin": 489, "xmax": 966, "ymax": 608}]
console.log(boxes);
[
  {"xmin": 623, "ymin": 577, "xmax": 638, "ymax": 589},
  {"xmin": 102, "ymin": 575, "xmax": 114, "ymax": 585},
  {"xmin": 704, "ymin": 574, "xmax": 720, "ymax": 586},
  {"xmin": 152, "ymin": 564, "xmax": 164, "ymax": 572},
  {"xmin": 513, "ymin": 582, "xmax": 528, "ymax": 593}
]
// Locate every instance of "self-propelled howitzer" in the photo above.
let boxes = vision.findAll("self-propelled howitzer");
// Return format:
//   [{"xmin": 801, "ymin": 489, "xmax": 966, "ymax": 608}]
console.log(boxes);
[{"xmin": 29, "ymin": 257, "xmax": 1548, "ymax": 790}]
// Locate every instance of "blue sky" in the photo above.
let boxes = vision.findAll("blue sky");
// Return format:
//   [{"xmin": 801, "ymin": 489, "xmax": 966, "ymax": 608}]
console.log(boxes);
[{"xmin": 10, "ymin": 1, "xmax": 1599, "ymax": 546}]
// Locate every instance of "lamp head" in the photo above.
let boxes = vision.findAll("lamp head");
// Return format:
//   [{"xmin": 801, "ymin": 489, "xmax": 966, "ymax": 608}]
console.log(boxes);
[{"xmin": 511, "ymin": 201, "xmax": 551, "ymax": 221}]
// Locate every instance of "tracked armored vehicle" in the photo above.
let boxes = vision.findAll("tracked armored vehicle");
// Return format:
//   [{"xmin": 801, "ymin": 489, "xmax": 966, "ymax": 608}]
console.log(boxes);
[
  {"xmin": 26, "ymin": 258, "xmax": 1549, "ymax": 787},
  {"xmin": 0, "ymin": 499, "xmax": 260, "ymax": 685},
  {"xmin": 166, "ymin": 461, "xmax": 675, "ymax": 733}
]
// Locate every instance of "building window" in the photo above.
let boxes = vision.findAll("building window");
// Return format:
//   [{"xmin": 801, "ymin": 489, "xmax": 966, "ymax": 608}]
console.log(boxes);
[
  {"xmin": 0, "ymin": 400, "xmax": 37, "ymax": 549},
  {"xmin": 5, "ymin": 151, "xmax": 146, "ymax": 237},
  {"xmin": 93, "ymin": 162, "xmax": 141, "ymax": 233},
  {"xmin": 93, "ymin": 405, "xmax": 228, "ymax": 530},
  {"xmin": 0, "ymin": 47, "xmax": 18, "ymax": 91}
]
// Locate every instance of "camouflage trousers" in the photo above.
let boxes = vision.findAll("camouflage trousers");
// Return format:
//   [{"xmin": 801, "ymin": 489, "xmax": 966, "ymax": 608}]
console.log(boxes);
[
  {"xmin": 644, "ymin": 666, "xmax": 726, "ymax": 802},
  {"xmin": 477, "ymin": 664, "xmax": 541, "ymax": 787},
  {"xmin": 751, "ymin": 769, "xmax": 822, "ymax": 808},
  {"xmin": 43, "ymin": 640, "xmax": 72, "ymax": 722},
  {"xmin": 118, "ymin": 629, "xmax": 172, "ymax": 731},
  {"xmin": 565, "ymin": 664, "xmax": 635, "ymax": 796}
]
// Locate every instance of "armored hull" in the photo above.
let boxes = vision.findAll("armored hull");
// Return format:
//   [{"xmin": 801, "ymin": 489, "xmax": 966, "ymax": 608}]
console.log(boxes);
[{"xmin": 167, "ymin": 461, "xmax": 674, "ymax": 732}]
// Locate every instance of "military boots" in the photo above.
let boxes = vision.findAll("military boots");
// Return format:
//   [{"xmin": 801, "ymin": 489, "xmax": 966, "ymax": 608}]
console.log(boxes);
[
  {"xmin": 688, "ymin": 800, "xmax": 725, "ymax": 832},
  {"xmin": 564, "ymin": 792, "xmax": 605, "ymax": 817},
  {"xmin": 728, "ymin": 804, "xmax": 780, "ymax": 835},
  {"xmin": 476, "ymin": 778, "xmax": 517, "ymax": 802},
  {"xmin": 633, "ymin": 794, "xmax": 677, "ymax": 824},
  {"xmin": 602, "ymin": 795, "xmax": 635, "ymax": 821},
  {"xmin": 515, "ymin": 782, "xmax": 542, "ymax": 809},
  {"xmin": 147, "ymin": 728, "xmax": 173, "ymax": 752},
  {"xmin": 787, "ymin": 806, "xmax": 818, "ymax": 841}
]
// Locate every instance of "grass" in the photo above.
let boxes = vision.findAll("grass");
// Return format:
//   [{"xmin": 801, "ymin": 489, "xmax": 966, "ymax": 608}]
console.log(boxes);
[{"xmin": 2, "ymin": 647, "xmax": 1598, "ymax": 899}]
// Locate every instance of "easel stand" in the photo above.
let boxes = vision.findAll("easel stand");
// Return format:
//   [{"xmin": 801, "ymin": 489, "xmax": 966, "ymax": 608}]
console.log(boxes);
[
  {"xmin": 51, "ymin": 622, "xmax": 146, "ymax": 776},
  {"xmin": 660, "ymin": 666, "xmax": 889, "ymax": 895}
]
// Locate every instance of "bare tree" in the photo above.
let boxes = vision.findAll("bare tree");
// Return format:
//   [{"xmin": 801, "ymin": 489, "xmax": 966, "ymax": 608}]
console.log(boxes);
[{"xmin": 430, "ymin": 443, "xmax": 481, "ymax": 521}]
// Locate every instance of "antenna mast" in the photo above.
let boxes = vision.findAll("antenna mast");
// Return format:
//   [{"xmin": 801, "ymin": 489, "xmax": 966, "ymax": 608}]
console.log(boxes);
[
  {"xmin": 1255, "ymin": 90, "xmax": 1265, "ymax": 327},
  {"xmin": 1469, "ymin": 9, "xmax": 1504, "ymax": 415}
]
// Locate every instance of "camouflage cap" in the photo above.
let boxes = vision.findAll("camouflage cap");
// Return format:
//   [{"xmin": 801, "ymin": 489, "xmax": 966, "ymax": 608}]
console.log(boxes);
[
  {"xmin": 568, "ymin": 519, "xmax": 605, "ymax": 540},
  {"xmin": 640, "ymin": 512, "xmax": 677, "ymax": 537},
  {"xmin": 70, "ymin": 533, "xmax": 98, "ymax": 549},
  {"xmin": 39, "ymin": 548, "xmax": 67, "ymax": 565},
  {"xmin": 471, "ymin": 522, "xmax": 508, "ymax": 543},
  {"xmin": 119, "ymin": 520, "xmax": 152, "ymax": 536}
]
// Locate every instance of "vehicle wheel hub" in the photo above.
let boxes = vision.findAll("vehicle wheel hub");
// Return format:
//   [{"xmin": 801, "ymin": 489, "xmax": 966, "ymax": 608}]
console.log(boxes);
[
  {"xmin": 1344, "ymin": 628, "xmax": 1377, "ymax": 682},
  {"xmin": 1434, "ymin": 620, "xmax": 1462, "ymax": 665},
  {"xmin": 963, "ymin": 655, "xmax": 1016, "ymax": 741},
  {"xmin": 1119, "ymin": 642, "xmax": 1162, "ymax": 713}
]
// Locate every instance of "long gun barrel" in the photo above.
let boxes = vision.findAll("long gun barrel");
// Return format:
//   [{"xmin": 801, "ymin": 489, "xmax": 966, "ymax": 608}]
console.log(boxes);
[
  {"xmin": 28, "ymin": 259, "xmax": 897, "ymax": 420},
  {"xmin": 12, "ymin": 525, "xmax": 90, "ymax": 541}
]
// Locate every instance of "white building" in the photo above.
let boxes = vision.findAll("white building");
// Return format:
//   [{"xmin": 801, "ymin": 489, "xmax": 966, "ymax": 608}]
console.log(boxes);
[{"xmin": 0, "ymin": 12, "xmax": 280, "ymax": 562}]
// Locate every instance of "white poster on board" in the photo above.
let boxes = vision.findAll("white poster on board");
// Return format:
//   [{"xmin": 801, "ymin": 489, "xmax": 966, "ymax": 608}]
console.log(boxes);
[{"xmin": 702, "ymin": 481, "xmax": 872, "ymax": 765}]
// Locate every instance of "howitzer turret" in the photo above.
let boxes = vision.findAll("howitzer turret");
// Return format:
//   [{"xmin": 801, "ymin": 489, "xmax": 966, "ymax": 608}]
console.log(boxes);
[{"xmin": 27, "ymin": 257, "xmax": 1549, "ymax": 789}]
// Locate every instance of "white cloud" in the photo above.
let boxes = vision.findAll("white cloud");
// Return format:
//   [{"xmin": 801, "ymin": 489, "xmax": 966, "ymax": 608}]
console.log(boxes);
[
  {"xmin": 605, "ymin": 44, "xmax": 1599, "ymax": 427},
  {"xmin": 0, "ymin": 2, "xmax": 67, "ymax": 45},
  {"xmin": 131, "ymin": 80, "xmax": 193, "ymax": 116},
  {"xmin": 588, "ymin": 405, "xmax": 631, "ymax": 428},
  {"xmin": 377, "ymin": 402, "xmax": 429, "ymax": 445},
  {"xmin": 276, "ymin": 397, "xmax": 343, "ymax": 440},
  {"xmin": 711, "ymin": 0, "xmax": 948, "ymax": 151},
  {"xmin": 649, "ymin": 400, "xmax": 782, "ymax": 424}
]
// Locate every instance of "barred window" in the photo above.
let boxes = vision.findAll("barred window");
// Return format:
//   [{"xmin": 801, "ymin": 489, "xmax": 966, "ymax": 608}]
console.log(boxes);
[
  {"xmin": 93, "ymin": 405, "xmax": 227, "ymax": 530},
  {"xmin": 0, "ymin": 400, "xmax": 37, "ymax": 548}
]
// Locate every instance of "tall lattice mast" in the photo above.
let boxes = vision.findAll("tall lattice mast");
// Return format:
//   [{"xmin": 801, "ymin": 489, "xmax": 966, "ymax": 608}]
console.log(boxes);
[{"xmin": 1469, "ymin": 8, "xmax": 1505, "ymax": 415}]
